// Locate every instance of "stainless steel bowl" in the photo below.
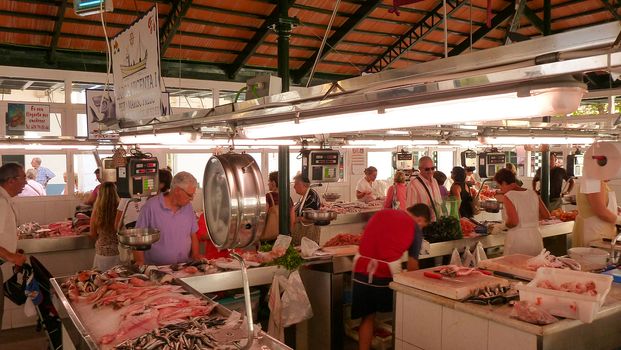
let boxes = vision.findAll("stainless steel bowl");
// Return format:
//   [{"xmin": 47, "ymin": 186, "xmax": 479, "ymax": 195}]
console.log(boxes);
[
  {"xmin": 322, "ymin": 193, "xmax": 341, "ymax": 202},
  {"xmin": 118, "ymin": 228, "xmax": 160, "ymax": 250},
  {"xmin": 481, "ymin": 200, "xmax": 502, "ymax": 213},
  {"xmin": 303, "ymin": 209, "xmax": 338, "ymax": 224}
]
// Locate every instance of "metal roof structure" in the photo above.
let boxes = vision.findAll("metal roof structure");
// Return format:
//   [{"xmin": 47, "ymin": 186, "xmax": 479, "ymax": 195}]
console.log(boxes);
[{"xmin": 0, "ymin": 0, "xmax": 619, "ymax": 85}]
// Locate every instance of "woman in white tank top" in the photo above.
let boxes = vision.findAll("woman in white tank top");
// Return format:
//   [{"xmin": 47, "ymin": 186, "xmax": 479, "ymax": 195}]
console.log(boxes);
[{"xmin": 493, "ymin": 169, "xmax": 550, "ymax": 256}]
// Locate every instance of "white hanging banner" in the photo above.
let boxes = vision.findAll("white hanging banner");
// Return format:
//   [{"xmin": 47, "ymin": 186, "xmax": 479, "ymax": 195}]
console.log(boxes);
[{"xmin": 111, "ymin": 6, "xmax": 162, "ymax": 123}]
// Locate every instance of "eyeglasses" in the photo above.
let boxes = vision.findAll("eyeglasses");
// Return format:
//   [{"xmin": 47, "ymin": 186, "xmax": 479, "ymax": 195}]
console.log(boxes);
[
  {"xmin": 422, "ymin": 167, "xmax": 436, "ymax": 171},
  {"xmin": 178, "ymin": 187, "xmax": 196, "ymax": 199}
]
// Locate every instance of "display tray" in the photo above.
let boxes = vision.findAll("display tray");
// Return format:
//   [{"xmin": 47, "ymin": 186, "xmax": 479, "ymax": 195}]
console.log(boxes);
[{"xmin": 51, "ymin": 275, "xmax": 290, "ymax": 350}]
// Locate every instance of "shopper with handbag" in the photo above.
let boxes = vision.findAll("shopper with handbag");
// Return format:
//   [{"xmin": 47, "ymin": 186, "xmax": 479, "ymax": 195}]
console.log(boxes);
[
  {"xmin": 0, "ymin": 163, "xmax": 28, "ymax": 330},
  {"xmin": 262, "ymin": 171, "xmax": 294, "ymax": 242}
]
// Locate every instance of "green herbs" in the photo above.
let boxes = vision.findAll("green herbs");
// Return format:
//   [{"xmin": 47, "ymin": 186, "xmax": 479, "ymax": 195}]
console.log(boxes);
[
  {"xmin": 259, "ymin": 243, "xmax": 303, "ymax": 271},
  {"xmin": 423, "ymin": 216, "xmax": 463, "ymax": 243}
]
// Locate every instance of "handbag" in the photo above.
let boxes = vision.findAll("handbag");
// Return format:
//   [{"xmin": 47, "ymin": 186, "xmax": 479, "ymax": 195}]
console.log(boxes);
[
  {"xmin": 261, "ymin": 192, "xmax": 280, "ymax": 241},
  {"xmin": 3, "ymin": 263, "xmax": 32, "ymax": 305},
  {"xmin": 391, "ymin": 184, "xmax": 400, "ymax": 209}
]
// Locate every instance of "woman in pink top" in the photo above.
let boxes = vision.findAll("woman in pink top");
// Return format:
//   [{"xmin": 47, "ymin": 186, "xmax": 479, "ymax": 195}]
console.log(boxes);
[{"xmin": 384, "ymin": 171, "xmax": 407, "ymax": 211}]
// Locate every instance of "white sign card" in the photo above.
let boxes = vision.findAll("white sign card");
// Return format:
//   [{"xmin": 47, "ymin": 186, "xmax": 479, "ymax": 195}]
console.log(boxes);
[
  {"xmin": 111, "ymin": 6, "xmax": 162, "ymax": 123},
  {"xmin": 6, "ymin": 103, "xmax": 50, "ymax": 132},
  {"xmin": 86, "ymin": 90, "xmax": 170, "ymax": 139}
]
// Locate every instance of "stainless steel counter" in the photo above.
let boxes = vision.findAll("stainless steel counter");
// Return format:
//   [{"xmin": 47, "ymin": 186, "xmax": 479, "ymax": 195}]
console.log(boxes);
[
  {"xmin": 18, "ymin": 234, "xmax": 94, "ymax": 254},
  {"xmin": 51, "ymin": 275, "xmax": 291, "ymax": 350},
  {"xmin": 181, "ymin": 265, "xmax": 289, "ymax": 294},
  {"xmin": 316, "ymin": 209, "xmax": 379, "ymax": 245}
]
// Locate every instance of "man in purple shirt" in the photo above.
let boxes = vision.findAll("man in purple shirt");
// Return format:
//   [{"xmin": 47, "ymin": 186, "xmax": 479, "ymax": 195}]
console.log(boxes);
[{"xmin": 133, "ymin": 171, "xmax": 201, "ymax": 265}]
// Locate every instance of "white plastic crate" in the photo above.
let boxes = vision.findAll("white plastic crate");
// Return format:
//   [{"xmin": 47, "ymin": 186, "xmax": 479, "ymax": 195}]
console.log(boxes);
[{"xmin": 516, "ymin": 267, "xmax": 613, "ymax": 323}]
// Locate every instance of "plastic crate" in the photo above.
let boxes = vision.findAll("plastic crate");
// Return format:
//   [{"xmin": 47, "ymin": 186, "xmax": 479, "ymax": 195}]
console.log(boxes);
[
  {"xmin": 343, "ymin": 305, "xmax": 393, "ymax": 350},
  {"xmin": 517, "ymin": 267, "xmax": 613, "ymax": 323},
  {"xmin": 216, "ymin": 290, "xmax": 261, "ymax": 321}
]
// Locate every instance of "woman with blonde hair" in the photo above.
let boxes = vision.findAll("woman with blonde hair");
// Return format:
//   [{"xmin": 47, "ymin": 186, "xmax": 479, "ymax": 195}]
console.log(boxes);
[
  {"xmin": 89, "ymin": 182, "xmax": 121, "ymax": 271},
  {"xmin": 384, "ymin": 171, "xmax": 407, "ymax": 210}
]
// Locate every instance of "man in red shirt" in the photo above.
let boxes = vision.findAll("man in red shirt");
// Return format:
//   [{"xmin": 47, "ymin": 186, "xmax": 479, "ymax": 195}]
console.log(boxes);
[{"xmin": 352, "ymin": 205, "xmax": 429, "ymax": 350}]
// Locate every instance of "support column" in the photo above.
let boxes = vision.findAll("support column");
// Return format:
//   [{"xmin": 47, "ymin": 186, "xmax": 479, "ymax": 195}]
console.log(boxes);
[
  {"xmin": 277, "ymin": 0, "xmax": 293, "ymax": 235},
  {"xmin": 541, "ymin": 147, "xmax": 551, "ymax": 208}
]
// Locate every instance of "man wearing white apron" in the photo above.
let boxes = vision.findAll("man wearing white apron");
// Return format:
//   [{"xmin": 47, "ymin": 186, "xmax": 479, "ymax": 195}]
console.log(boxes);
[{"xmin": 351, "ymin": 208, "xmax": 428, "ymax": 350}]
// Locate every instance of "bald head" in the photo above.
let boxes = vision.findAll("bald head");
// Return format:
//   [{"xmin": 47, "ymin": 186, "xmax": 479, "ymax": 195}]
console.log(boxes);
[{"xmin": 418, "ymin": 156, "xmax": 435, "ymax": 181}]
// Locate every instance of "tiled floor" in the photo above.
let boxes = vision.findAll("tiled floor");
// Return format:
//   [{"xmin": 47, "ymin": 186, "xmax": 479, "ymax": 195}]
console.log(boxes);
[{"xmin": 0, "ymin": 326, "xmax": 49, "ymax": 350}]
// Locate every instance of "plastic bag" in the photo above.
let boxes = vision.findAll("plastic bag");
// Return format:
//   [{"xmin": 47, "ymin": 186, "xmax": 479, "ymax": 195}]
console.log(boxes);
[
  {"xmin": 474, "ymin": 242, "xmax": 487, "ymax": 267},
  {"xmin": 300, "ymin": 237, "xmax": 320, "ymax": 258},
  {"xmin": 450, "ymin": 248, "xmax": 462, "ymax": 266},
  {"xmin": 462, "ymin": 248, "xmax": 475, "ymax": 268},
  {"xmin": 510, "ymin": 300, "xmax": 559, "ymax": 325},
  {"xmin": 24, "ymin": 298, "xmax": 36, "ymax": 318},
  {"xmin": 268, "ymin": 270, "xmax": 313, "ymax": 339},
  {"xmin": 419, "ymin": 239, "xmax": 431, "ymax": 256}
]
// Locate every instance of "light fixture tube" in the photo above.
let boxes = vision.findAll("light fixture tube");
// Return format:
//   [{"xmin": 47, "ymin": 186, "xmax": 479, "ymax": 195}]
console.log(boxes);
[
  {"xmin": 242, "ymin": 86, "xmax": 585, "ymax": 138},
  {"xmin": 483, "ymin": 136, "xmax": 594, "ymax": 145},
  {"xmin": 119, "ymin": 133, "xmax": 296, "ymax": 146}
]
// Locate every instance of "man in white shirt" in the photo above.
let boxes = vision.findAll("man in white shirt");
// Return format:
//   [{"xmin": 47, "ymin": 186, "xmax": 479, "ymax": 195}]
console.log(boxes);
[
  {"xmin": 0, "ymin": 163, "xmax": 28, "ymax": 330},
  {"xmin": 406, "ymin": 156, "xmax": 443, "ymax": 221}
]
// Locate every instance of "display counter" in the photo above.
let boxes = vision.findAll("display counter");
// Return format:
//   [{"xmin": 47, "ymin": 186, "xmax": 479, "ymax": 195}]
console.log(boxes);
[
  {"xmin": 18, "ymin": 235, "xmax": 93, "ymax": 254},
  {"xmin": 391, "ymin": 280, "xmax": 621, "ymax": 350},
  {"xmin": 316, "ymin": 209, "xmax": 379, "ymax": 246}
]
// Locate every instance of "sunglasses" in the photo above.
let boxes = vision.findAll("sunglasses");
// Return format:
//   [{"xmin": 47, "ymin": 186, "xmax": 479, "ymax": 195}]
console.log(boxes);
[{"xmin": 422, "ymin": 167, "xmax": 436, "ymax": 171}]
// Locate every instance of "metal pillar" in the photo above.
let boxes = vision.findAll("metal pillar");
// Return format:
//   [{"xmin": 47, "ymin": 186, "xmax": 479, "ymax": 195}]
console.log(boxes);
[
  {"xmin": 543, "ymin": 0, "xmax": 551, "ymax": 36},
  {"xmin": 277, "ymin": 0, "xmax": 293, "ymax": 236},
  {"xmin": 542, "ymin": 148, "xmax": 551, "ymax": 208}
]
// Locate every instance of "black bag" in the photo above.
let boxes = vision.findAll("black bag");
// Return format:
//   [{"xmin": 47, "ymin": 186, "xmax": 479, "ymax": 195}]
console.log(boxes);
[{"xmin": 3, "ymin": 263, "xmax": 32, "ymax": 305}]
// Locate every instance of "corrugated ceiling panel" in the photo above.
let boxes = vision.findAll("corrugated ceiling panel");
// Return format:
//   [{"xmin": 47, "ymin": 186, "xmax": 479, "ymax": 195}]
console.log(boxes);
[
  {"xmin": 186, "ymin": 8, "xmax": 265, "ymax": 28},
  {"xmin": 62, "ymin": 23, "xmax": 122, "ymax": 38},
  {"xmin": 553, "ymin": 13, "xmax": 614, "ymax": 32},
  {"xmin": 368, "ymin": 6, "xmax": 425, "ymax": 23},
  {"xmin": 0, "ymin": 32, "xmax": 50, "ymax": 47},
  {"xmin": 246, "ymin": 56, "xmax": 302, "ymax": 70},
  {"xmin": 192, "ymin": 0, "xmax": 274, "ymax": 16},
  {"xmin": 292, "ymin": 25, "xmax": 336, "ymax": 39},
  {"xmin": 178, "ymin": 23, "xmax": 255, "ymax": 40},
  {"xmin": 0, "ymin": 14, "xmax": 54, "ymax": 32},
  {"xmin": 342, "ymin": 32, "xmax": 395, "ymax": 46},
  {"xmin": 164, "ymin": 47, "xmax": 235, "ymax": 62},
  {"xmin": 294, "ymin": 0, "xmax": 360, "ymax": 14},
  {"xmin": 334, "ymin": 43, "xmax": 385, "ymax": 55},
  {"xmin": 356, "ymin": 20, "xmax": 409, "ymax": 36},
  {"xmin": 1, "ymin": 1, "xmax": 58, "ymax": 16},
  {"xmin": 170, "ymin": 35, "xmax": 246, "ymax": 52},
  {"xmin": 58, "ymin": 37, "xmax": 106, "ymax": 51},
  {"xmin": 325, "ymin": 52, "xmax": 374, "ymax": 65},
  {"xmin": 315, "ymin": 62, "xmax": 361, "ymax": 75}
]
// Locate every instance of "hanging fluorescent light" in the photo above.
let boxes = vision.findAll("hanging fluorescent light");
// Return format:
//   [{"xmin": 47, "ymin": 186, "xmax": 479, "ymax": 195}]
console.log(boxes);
[
  {"xmin": 483, "ymin": 136, "xmax": 594, "ymax": 145},
  {"xmin": 242, "ymin": 86, "xmax": 585, "ymax": 139},
  {"xmin": 347, "ymin": 140, "xmax": 439, "ymax": 147},
  {"xmin": 119, "ymin": 133, "xmax": 296, "ymax": 146}
]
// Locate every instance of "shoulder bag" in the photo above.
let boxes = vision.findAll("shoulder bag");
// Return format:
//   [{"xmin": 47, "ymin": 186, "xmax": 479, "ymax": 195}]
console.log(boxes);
[
  {"xmin": 416, "ymin": 176, "xmax": 439, "ymax": 218},
  {"xmin": 261, "ymin": 192, "xmax": 280, "ymax": 241}
]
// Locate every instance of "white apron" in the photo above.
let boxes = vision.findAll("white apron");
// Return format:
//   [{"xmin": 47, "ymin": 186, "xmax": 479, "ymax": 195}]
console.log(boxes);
[
  {"xmin": 580, "ymin": 191, "xmax": 618, "ymax": 246},
  {"xmin": 352, "ymin": 253, "xmax": 402, "ymax": 286},
  {"xmin": 503, "ymin": 190, "xmax": 544, "ymax": 256}
]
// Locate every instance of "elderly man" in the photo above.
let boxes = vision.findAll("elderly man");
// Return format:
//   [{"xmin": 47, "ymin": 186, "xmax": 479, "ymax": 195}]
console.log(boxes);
[
  {"xmin": 291, "ymin": 174, "xmax": 321, "ymax": 245},
  {"xmin": 133, "ymin": 171, "xmax": 201, "ymax": 265},
  {"xmin": 0, "ymin": 163, "xmax": 28, "ymax": 330},
  {"xmin": 31, "ymin": 157, "xmax": 55, "ymax": 187},
  {"xmin": 406, "ymin": 156, "xmax": 443, "ymax": 221}
]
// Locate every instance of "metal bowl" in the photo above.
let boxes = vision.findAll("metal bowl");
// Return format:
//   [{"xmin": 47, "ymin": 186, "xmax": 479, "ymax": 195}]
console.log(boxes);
[
  {"xmin": 481, "ymin": 200, "xmax": 502, "ymax": 213},
  {"xmin": 303, "ymin": 209, "xmax": 338, "ymax": 223},
  {"xmin": 118, "ymin": 228, "xmax": 160, "ymax": 250},
  {"xmin": 322, "ymin": 193, "xmax": 341, "ymax": 202}
]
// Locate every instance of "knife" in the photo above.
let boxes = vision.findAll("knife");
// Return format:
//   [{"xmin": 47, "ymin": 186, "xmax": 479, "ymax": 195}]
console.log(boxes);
[{"xmin": 423, "ymin": 271, "xmax": 465, "ymax": 283}]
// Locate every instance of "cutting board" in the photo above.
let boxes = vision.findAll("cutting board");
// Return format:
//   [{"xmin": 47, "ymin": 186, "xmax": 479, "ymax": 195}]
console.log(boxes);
[
  {"xmin": 321, "ymin": 245, "xmax": 359, "ymax": 256},
  {"xmin": 393, "ymin": 266, "xmax": 509, "ymax": 300},
  {"xmin": 478, "ymin": 254, "xmax": 537, "ymax": 280}
]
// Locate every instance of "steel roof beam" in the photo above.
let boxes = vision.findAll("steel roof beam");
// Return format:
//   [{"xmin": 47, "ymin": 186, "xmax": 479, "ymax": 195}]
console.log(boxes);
[
  {"xmin": 365, "ymin": 0, "xmax": 468, "ymax": 74},
  {"xmin": 505, "ymin": 0, "xmax": 527, "ymax": 44},
  {"xmin": 449, "ymin": 2, "xmax": 515, "ymax": 56},
  {"xmin": 293, "ymin": 0, "xmax": 383, "ymax": 81},
  {"xmin": 160, "ymin": 0, "xmax": 194, "ymax": 55},
  {"xmin": 522, "ymin": 5, "xmax": 545, "ymax": 33},
  {"xmin": 47, "ymin": 0, "xmax": 67, "ymax": 63},
  {"xmin": 225, "ymin": 1, "xmax": 294, "ymax": 79}
]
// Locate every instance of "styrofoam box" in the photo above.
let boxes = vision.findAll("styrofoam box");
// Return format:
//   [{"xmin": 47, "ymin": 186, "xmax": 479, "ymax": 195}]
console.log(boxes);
[{"xmin": 517, "ymin": 267, "xmax": 613, "ymax": 323}]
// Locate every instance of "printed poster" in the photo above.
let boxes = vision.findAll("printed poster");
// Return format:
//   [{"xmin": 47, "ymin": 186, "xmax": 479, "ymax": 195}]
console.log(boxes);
[
  {"xmin": 6, "ymin": 103, "xmax": 50, "ymax": 132},
  {"xmin": 111, "ymin": 6, "xmax": 162, "ymax": 123},
  {"xmin": 86, "ymin": 90, "xmax": 170, "ymax": 139}
]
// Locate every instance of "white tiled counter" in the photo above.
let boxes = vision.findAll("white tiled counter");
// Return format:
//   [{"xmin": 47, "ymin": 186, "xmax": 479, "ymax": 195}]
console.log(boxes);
[{"xmin": 391, "ymin": 281, "xmax": 621, "ymax": 350}]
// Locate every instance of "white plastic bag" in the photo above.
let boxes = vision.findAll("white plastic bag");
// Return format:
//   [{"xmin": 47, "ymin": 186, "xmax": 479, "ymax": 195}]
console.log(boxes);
[
  {"xmin": 463, "ymin": 247, "xmax": 475, "ymax": 268},
  {"xmin": 419, "ymin": 239, "xmax": 431, "ymax": 256},
  {"xmin": 268, "ymin": 270, "xmax": 314, "ymax": 340},
  {"xmin": 450, "ymin": 248, "xmax": 462, "ymax": 266},
  {"xmin": 300, "ymin": 237, "xmax": 320, "ymax": 258},
  {"xmin": 23, "ymin": 298, "xmax": 36, "ymax": 318},
  {"xmin": 474, "ymin": 242, "xmax": 488, "ymax": 267}
]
